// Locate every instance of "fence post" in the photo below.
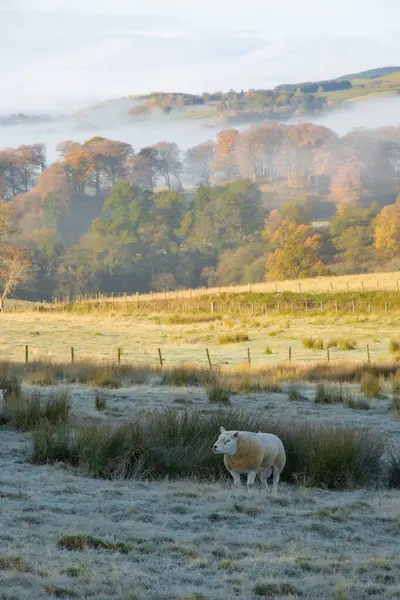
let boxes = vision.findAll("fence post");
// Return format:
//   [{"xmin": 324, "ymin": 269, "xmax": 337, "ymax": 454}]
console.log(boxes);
[
  {"xmin": 71, "ymin": 347, "xmax": 74, "ymax": 364},
  {"xmin": 25, "ymin": 345, "xmax": 28, "ymax": 364},
  {"xmin": 320, "ymin": 301, "xmax": 323, "ymax": 312},
  {"xmin": 211, "ymin": 301, "xmax": 215, "ymax": 313},
  {"xmin": 352, "ymin": 300, "xmax": 355, "ymax": 314},
  {"xmin": 327, "ymin": 347, "xmax": 330, "ymax": 362},
  {"xmin": 288, "ymin": 346, "xmax": 292, "ymax": 362},
  {"xmin": 335, "ymin": 301, "xmax": 338, "ymax": 313},
  {"xmin": 305, "ymin": 301, "xmax": 308, "ymax": 314},
  {"xmin": 385, "ymin": 302, "xmax": 388, "ymax": 315},
  {"xmin": 118, "ymin": 348, "xmax": 121, "ymax": 366},
  {"xmin": 158, "ymin": 348, "xmax": 163, "ymax": 367},
  {"xmin": 361, "ymin": 281, "xmax": 364, "ymax": 292},
  {"xmin": 330, "ymin": 282, "xmax": 333, "ymax": 293},
  {"xmin": 367, "ymin": 344, "xmax": 371, "ymax": 364},
  {"xmin": 206, "ymin": 348, "xmax": 212, "ymax": 371},
  {"xmin": 247, "ymin": 348, "xmax": 251, "ymax": 366}
]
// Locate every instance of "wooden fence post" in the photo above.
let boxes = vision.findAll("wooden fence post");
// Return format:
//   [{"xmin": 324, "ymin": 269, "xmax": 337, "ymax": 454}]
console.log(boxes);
[
  {"xmin": 71, "ymin": 347, "xmax": 74, "ymax": 364},
  {"xmin": 385, "ymin": 302, "xmax": 388, "ymax": 315},
  {"xmin": 367, "ymin": 344, "xmax": 371, "ymax": 364},
  {"xmin": 158, "ymin": 348, "xmax": 163, "ymax": 367},
  {"xmin": 330, "ymin": 282, "xmax": 333, "ymax": 294},
  {"xmin": 211, "ymin": 301, "xmax": 215, "ymax": 313},
  {"xmin": 206, "ymin": 348, "xmax": 212, "ymax": 371},
  {"xmin": 288, "ymin": 346, "xmax": 292, "ymax": 362},
  {"xmin": 327, "ymin": 347, "xmax": 330, "ymax": 362},
  {"xmin": 305, "ymin": 301, "xmax": 308, "ymax": 314},
  {"xmin": 352, "ymin": 300, "xmax": 355, "ymax": 314},
  {"xmin": 118, "ymin": 348, "xmax": 121, "ymax": 366},
  {"xmin": 247, "ymin": 348, "xmax": 251, "ymax": 366},
  {"xmin": 25, "ymin": 345, "xmax": 28, "ymax": 364}
]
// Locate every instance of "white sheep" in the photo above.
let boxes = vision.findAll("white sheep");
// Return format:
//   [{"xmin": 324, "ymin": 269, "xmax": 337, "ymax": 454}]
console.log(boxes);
[{"xmin": 213, "ymin": 426, "xmax": 286, "ymax": 495}]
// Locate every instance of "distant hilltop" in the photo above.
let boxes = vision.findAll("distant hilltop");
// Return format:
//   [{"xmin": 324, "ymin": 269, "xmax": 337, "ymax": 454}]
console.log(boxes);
[{"xmin": 0, "ymin": 113, "xmax": 53, "ymax": 126}]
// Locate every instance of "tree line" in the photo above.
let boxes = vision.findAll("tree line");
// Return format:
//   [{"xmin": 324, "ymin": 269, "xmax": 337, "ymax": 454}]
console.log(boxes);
[{"xmin": 0, "ymin": 120, "xmax": 400, "ymax": 303}]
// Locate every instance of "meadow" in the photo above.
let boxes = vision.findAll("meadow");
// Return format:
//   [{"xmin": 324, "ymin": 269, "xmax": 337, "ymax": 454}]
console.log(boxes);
[{"xmin": 1, "ymin": 290, "xmax": 400, "ymax": 599}]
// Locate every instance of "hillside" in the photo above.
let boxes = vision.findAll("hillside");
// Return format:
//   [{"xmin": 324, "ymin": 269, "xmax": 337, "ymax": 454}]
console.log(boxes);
[{"xmin": 67, "ymin": 66, "xmax": 400, "ymax": 130}]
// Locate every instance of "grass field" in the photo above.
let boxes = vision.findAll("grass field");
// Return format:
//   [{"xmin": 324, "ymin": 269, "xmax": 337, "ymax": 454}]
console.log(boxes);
[
  {"xmin": 2, "ymin": 297, "xmax": 400, "ymax": 599},
  {"xmin": 2, "ymin": 306, "xmax": 400, "ymax": 367}
]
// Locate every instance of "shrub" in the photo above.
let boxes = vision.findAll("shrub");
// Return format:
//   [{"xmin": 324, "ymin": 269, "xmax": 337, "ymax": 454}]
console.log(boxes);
[
  {"xmin": 263, "ymin": 346, "xmax": 273, "ymax": 355},
  {"xmin": 360, "ymin": 372, "xmax": 381, "ymax": 398},
  {"xmin": 1, "ymin": 390, "xmax": 70, "ymax": 431},
  {"xmin": 29, "ymin": 409, "xmax": 383, "ymax": 489},
  {"xmin": 206, "ymin": 382, "xmax": 230, "ymax": 404},
  {"xmin": 218, "ymin": 333, "xmax": 250, "ymax": 344},
  {"xmin": 95, "ymin": 391, "xmax": 107, "ymax": 411}
]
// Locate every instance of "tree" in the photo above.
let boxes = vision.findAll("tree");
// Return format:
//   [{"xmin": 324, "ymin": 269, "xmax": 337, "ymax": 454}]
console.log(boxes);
[
  {"xmin": 266, "ymin": 220, "xmax": 325, "ymax": 280},
  {"xmin": 152, "ymin": 142, "xmax": 182, "ymax": 190},
  {"xmin": 212, "ymin": 129, "xmax": 239, "ymax": 182},
  {"xmin": 185, "ymin": 141, "xmax": 215, "ymax": 186},
  {"xmin": 330, "ymin": 162, "xmax": 363, "ymax": 209},
  {"xmin": 0, "ymin": 202, "xmax": 31, "ymax": 309},
  {"xmin": 374, "ymin": 196, "xmax": 400, "ymax": 261},
  {"xmin": 329, "ymin": 203, "xmax": 377, "ymax": 270}
]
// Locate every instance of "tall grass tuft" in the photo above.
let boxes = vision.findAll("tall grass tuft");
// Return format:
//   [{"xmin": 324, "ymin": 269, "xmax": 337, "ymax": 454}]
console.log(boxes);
[
  {"xmin": 0, "ymin": 362, "xmax": 21, "ymax": 397},
  {"xmin": 389, "ymin": 340, "xmax": 400, "ymax": 355},
  {"xmin": 360, "ymin": 372, "xmax": 381, "ymax": 398},
  {"xmin": 218, "ymin": 333, "xmax": 250, "ymax": 344},
  {"xmin": 387, "ymin": 449, "xmax": 400, "ymax": 489},
  {"xmin": 95, "ymin": 390, "xmax": 107, "ymax": 411},
  {"xmin": 206, "ymin": 382, "xmax": 230, "ymax": 404},
  {"xmin": 29, "ymin": 409, "xmax": 383, "ymax": 489},
  {"xmin": 302, "ymin": 338, "xmax": 324, "ymax": 350},
  {"xmin": 1, "ymin": 389, "xmax": 70, "ymax": 431}
]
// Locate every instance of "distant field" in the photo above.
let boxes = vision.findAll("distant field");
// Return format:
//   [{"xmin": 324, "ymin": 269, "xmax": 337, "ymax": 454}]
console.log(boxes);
[
  {"xmin": 2, "ymin": 306, "xmax": 400, "ymax": 367},
  {"xmin": 127, "ymin": 270, "xmax": 400, "ymax": 303}
]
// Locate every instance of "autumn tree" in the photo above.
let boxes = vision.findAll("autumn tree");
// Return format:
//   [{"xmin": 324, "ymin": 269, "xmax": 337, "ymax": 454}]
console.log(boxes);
[
  {"xmin": 0, "ymin": 202, "xmax": 31, "ymax": 309},
  {"xmin": 266, "ymin": 220, "xmax": 325, "ymax": 280},
  {"xmin": 330, "ymin": 162, "xmax": 364, "ymax": 209},
  {"xmin": 374, "ymin": 196, "xmax": 400, "ymax": 262},
  {"xmin": 212, "ymin": 129, "xmax": 239, "ymax": 182}
]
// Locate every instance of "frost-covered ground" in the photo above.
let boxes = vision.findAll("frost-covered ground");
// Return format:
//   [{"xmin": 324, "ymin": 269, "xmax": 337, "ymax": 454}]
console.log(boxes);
[
  {"xmin": 1, "ymin": 427, "xmax": 400, "ymax": 600},
  {"xmin": 27, "ymin": 381, "xmax": 400, "ymax": 443},
  {"xmin": 1, "ymin": 381, "xmax": 400, "ymax": 599}
]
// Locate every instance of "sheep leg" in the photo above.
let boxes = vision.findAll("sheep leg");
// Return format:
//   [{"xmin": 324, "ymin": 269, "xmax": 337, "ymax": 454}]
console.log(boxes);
[
  {"xmin": 259, "ymin": 469, "xmax": 272, "ymax": 493},
  {"xmin": 271, "ymin": 465, "xmax": 280, "ymax": 496},
  {"xmin": 246, "ymin": 470, "xmax": 257, "ymax": 492},
  {"xmin": 229, "ymin": 470, "xmax": 241, "ymax": 488}
]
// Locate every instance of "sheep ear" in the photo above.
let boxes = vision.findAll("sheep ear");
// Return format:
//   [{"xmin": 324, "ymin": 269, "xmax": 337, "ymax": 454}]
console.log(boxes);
[
  {"xmin": 220, "ymin": 426, "xmax": 226, "ymax": 433},
  {"xmin": 233, "ymin": 432, "xmax": 239, "ymax": 438}
]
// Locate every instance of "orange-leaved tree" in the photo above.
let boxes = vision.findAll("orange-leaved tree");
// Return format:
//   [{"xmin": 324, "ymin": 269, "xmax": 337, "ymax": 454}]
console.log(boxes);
[
  {"xmin": 265, "ymin": 219, "xmax": 325, "ymax": 281},
  {"xmin": 0, "ymin": 201, "xmax": 31, "ymax": 310},
  {"xmin": 374, "ymin": 196, "xmax": 400, "ymax": 262}
]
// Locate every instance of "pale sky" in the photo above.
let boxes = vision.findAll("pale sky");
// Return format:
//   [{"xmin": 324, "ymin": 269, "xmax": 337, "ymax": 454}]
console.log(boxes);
[
  {"xmin": 1, "ymin": 1, "xmax": 400, "ymax": 113},
  {"xmin": 4, "ymin": 0, "xmax": 400, "ymax": 36}
]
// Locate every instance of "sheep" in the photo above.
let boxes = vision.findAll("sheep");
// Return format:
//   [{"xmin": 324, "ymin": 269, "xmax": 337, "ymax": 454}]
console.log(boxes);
[{"xmin": 213, "ymin": 426, "xmax": 286, "ymax": 495}]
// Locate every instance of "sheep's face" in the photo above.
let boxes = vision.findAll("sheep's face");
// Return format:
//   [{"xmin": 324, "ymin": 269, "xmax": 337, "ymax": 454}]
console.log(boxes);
[{"xmin": 213, "ymin": 427, "xmax": 239, "ymax": 456}]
